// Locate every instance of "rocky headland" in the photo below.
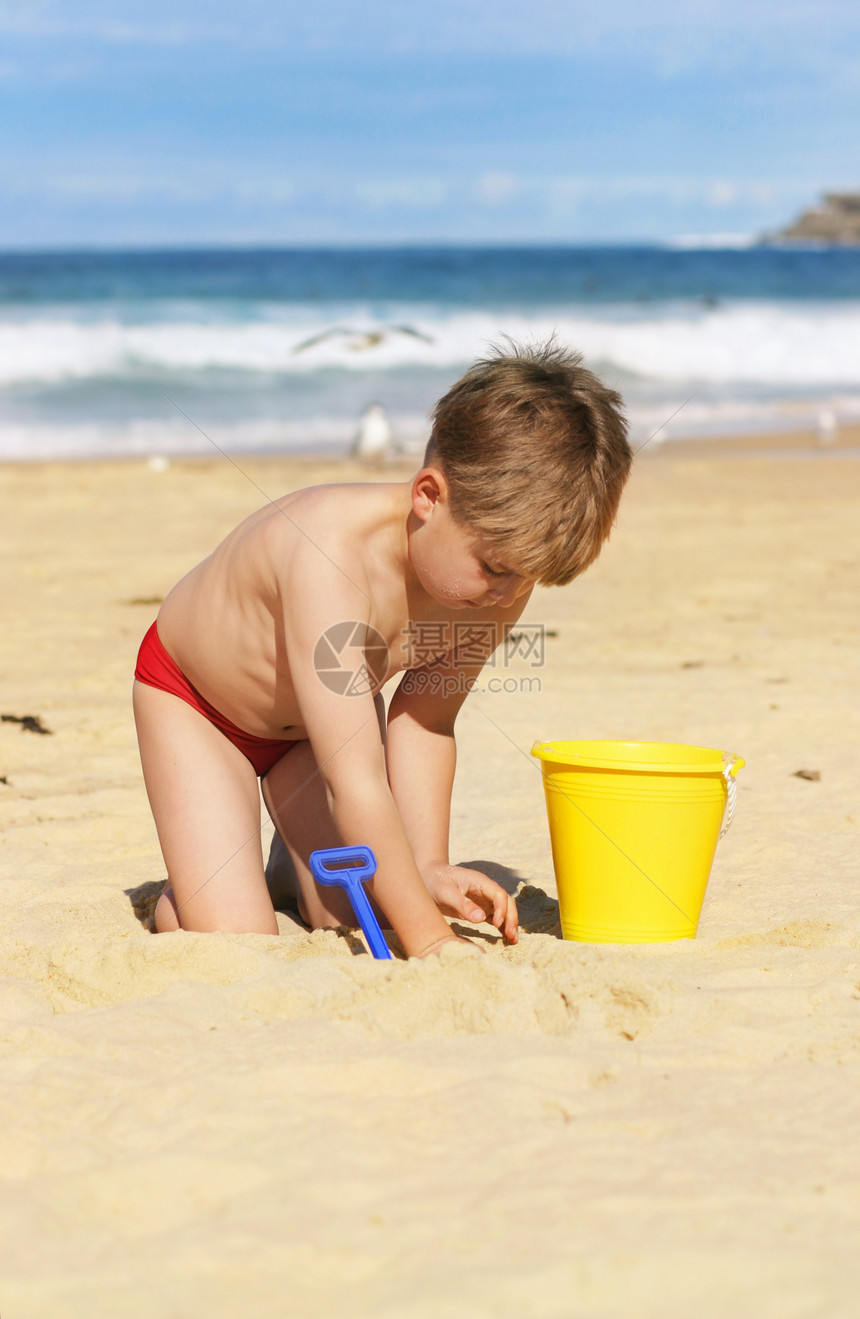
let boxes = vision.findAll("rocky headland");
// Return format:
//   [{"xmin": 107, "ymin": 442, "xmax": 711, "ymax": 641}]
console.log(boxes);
[{"xmin": 768, "ymin": 191, "xmax": 860, "ymax": 244}]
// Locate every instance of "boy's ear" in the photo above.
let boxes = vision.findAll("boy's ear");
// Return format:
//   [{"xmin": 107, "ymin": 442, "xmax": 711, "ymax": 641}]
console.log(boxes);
[{"xmin": 411, "ymin": 466, "xmax": 450, "ymax": 523}]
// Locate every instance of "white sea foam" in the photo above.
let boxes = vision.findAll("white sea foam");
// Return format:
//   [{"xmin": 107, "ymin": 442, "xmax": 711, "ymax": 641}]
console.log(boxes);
[
  {"xmin": 2, "ymin": 302, "xmax": 860, "ymax": 388},
  {"xmin": 0, "ymin": 413, "xmax": 435, "ymax": 462},
  {"xmin": 4, "ymin": 395, "xmax": 860, "ymax": 463},
  {"xmin": 3, "ymin": 299, "xmax": 860, "ymax": 459},
  {"xmin": 667, "ymin": 234, "xmax": 757, "ymax": 250}
]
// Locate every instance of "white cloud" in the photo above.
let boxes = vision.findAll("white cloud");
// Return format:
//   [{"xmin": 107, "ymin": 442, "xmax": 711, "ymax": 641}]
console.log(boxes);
[
  {"xmin": 353, "ymin": 177, "xmax": 449, "ymax": 210},
  {"xmin": 707, "ymin": 180, "xmax": 739, "ymax": 207},
  {"xmin": 1, "ymin": 0, "xmax": 858, "ymax": 62},
  {"xmin": 0, "ymin": 2, "xmax": 233, "ymax": 44},
  {"xmin": 474, "ymin": 173, "xmax": 520, "ymax": 206},
  {"xmin": 3, "ymin": 168, "xmax": 825, "ymax": 215}
]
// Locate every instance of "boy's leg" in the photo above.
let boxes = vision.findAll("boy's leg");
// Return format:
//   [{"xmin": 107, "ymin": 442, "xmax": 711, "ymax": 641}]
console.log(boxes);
[
  {"xmin": 264, "ymin": 831, "xmax": 299, "ymax": 912},
  {"xmin": 133, "ymin": 680, "xmax": 277, "ymax": 934}
]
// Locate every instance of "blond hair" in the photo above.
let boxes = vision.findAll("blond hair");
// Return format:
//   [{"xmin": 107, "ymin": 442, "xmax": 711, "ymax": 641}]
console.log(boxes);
[{"xmin": 426, "ymin": 338, "xmax": 631, "ymax": 585}]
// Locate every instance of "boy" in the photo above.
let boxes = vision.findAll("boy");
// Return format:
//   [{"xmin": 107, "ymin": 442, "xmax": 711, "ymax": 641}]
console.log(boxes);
[{"xmin": 133, "ymin": 339, "xmax": 630, "ymax": 958}]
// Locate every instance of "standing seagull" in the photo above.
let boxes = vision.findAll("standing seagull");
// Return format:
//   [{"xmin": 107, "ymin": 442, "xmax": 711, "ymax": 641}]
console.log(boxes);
[
  {"xmin": 351, "ymin": 403, "xmax": 394, "ymax": 464},
  {"xmin": 817, "ymin": 407, "xmax": 838, "ymax": 447}
]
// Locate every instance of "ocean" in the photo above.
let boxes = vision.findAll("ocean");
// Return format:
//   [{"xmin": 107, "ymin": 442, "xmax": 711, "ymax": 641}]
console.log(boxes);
[{"xmin": 2, "ymin": 244, "xmax": 859, "ymax": 462}]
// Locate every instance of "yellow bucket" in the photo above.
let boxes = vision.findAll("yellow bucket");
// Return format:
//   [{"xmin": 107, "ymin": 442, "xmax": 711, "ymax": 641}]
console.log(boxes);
[{"xmin": 531, "ymin": 740, "xmax": 745, "ymax": 943}]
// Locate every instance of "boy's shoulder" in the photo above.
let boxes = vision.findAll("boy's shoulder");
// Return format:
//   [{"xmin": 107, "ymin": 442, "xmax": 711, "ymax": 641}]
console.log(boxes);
[
  {"xmin": 270, "ymin": 480, "xmax": 398, "ymax": 601},
  {"xmin": 274, "ymin": 479, "xmax": 393, "ymax": 523}
]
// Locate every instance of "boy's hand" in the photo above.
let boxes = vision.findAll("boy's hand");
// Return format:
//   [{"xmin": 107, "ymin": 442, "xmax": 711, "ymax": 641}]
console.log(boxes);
[{"xmin": 420, "ymin": 863, "xmax": 519, "ymax": 944}]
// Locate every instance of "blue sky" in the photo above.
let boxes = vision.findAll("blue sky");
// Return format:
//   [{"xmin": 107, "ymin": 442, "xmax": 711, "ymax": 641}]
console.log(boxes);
[{"xmin": 1, "ymin": 0, "xmax": 858, "ymax": 246}]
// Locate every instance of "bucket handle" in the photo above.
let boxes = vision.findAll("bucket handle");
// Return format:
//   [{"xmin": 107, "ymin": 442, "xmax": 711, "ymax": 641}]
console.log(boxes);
[{"xmin": 720, "ymin": 753, "xmax": 742, "ymax": 838}]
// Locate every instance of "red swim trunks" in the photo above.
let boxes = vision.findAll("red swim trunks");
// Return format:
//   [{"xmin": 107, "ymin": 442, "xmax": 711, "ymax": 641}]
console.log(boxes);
[{"xmin": 134, "ymin": 622, "xmax": 297, "ymax": 777}]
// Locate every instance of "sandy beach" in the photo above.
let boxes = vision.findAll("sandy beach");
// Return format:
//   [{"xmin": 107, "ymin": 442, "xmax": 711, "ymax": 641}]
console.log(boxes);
[{"xmin": 1, "ymin": 433, "xmax": 859, "ymax": 1318}]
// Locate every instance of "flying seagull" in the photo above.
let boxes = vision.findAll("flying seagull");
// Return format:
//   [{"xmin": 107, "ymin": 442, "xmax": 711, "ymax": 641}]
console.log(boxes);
[{"xmin": 293, "ymin": 324, "xmax": 435, "ymax": 354}]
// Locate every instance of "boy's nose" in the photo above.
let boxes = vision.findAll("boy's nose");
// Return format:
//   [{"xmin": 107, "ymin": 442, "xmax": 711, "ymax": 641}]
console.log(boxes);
[{"xmin": 489, "ymin": 577, "xmax": 522, "ymax": 607}]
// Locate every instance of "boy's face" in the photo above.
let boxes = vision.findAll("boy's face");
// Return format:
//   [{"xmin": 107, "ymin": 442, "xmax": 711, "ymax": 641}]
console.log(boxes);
[{"xmin": 409, "ymin": 468, "xmax": 535, "ymax": 610}]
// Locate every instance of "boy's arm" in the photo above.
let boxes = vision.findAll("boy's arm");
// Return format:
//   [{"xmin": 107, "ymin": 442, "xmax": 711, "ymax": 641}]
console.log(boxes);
[
  {"xmin": 386, "ymin": 601, "xmax": 532, "ymax": 944},
  {"xmin": 283, "ymin": 555, "xmax": 459, "ymax": 958}
]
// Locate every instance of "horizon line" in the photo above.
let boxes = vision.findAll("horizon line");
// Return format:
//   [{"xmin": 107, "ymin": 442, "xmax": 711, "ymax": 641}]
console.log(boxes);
[{"xmin": 0, "ymin": 235, "xmax": 789, "ymax": 257}]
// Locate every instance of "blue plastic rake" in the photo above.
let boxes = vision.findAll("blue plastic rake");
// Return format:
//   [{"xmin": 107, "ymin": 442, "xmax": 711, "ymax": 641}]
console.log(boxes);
[{"xmin": 308, "ymin": 845, "xmax": 392, "ymax": 960}]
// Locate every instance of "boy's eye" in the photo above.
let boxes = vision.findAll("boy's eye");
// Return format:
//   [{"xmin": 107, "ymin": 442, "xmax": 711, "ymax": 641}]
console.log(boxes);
[{"xmin": 480, "ymin": 561, "xmax": 506, "ymax": 577}]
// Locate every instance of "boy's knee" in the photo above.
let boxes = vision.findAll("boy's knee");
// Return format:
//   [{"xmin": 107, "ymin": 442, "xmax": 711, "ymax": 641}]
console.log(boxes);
[{"xmin": 154, "ymin": 884, "xmax": 278, "ymax": 936}]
